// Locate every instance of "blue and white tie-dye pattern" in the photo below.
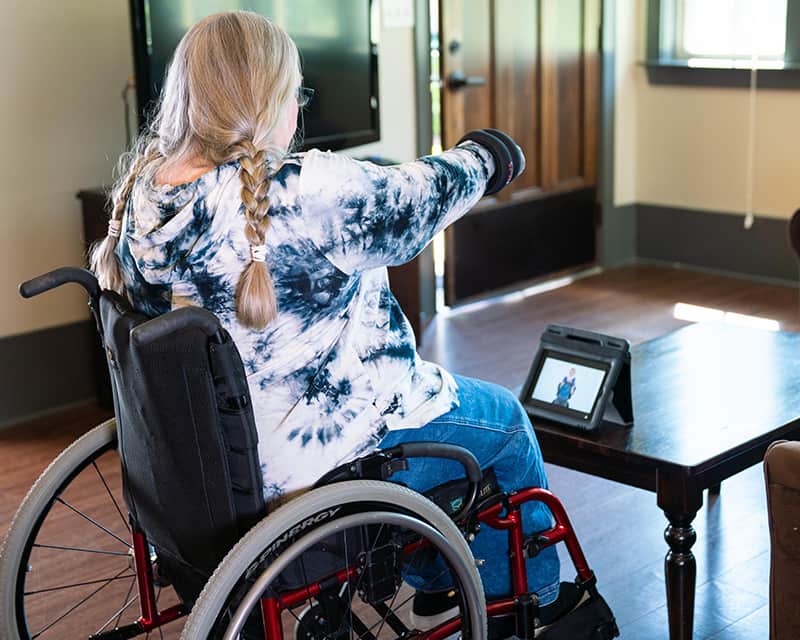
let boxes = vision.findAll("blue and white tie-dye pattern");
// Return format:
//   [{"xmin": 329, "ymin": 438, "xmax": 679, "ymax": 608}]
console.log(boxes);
[{"xmin": 117, "ymin": 142, "xmax": 494, "ymax": 499}]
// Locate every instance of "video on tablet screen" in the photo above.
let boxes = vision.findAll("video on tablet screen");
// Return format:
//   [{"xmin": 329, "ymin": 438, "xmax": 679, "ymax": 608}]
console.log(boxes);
[{"xmin": 530, "ymin": 357, "xmax": 607, "ymax": 414}]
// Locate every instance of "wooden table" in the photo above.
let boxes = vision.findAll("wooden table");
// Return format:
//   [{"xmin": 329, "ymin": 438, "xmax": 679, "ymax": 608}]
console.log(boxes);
[{"xmin": 529, "ymin": 322, "xmax": 800, "ymax": 640}]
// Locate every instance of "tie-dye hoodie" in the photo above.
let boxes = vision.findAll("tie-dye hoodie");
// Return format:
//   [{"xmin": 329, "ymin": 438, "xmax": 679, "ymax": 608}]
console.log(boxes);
[{"xmin": 117, "ymin": 142, "xmax": 494, "ymax": 498}]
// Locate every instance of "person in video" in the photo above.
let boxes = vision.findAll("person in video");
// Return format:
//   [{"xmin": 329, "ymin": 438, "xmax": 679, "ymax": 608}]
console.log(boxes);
[
  {"xmin": 89, "ymin": 11, "xmax": 583, "ymax": 628},
  {"xmin": 553, "ymin": 367, "xmax": 578, "ymax": 408}
]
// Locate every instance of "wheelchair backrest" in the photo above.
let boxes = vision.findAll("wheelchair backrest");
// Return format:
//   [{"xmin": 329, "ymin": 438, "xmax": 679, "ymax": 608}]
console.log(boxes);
[{"xmin": 99, "ymin": 292, "xmax": 265, "ymax": 599}]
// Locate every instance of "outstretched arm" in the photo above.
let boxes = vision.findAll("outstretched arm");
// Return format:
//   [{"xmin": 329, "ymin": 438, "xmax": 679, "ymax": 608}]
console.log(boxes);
[{"xmin": 298, "ymin": 142, "xmax": 494, "ymax": 274}]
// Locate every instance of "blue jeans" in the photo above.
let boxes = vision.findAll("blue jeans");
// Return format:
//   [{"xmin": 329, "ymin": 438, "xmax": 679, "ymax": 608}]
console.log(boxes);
[{"xmin": 378, "ymin": 375, "xmax": 561, "ymax": 604}]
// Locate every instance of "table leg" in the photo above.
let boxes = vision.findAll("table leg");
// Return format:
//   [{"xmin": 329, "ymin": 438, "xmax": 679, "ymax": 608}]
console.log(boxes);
[
  {"xmin": 657, "ymin": 472, "xmax": 703, "ymax": 640},
  {"xmin": 663, "ymin": 511, "xmax": 698, "ymax": 640}
]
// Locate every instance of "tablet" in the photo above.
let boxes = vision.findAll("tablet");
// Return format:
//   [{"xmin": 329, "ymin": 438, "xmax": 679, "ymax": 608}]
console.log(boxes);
[{"xmin": 520, "ymin": 326, "xmax": 632, "ymax": 430}]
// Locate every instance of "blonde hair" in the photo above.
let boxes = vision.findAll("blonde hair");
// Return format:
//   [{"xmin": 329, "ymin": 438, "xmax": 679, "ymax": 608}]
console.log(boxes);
[{"xmin": 90, "ymin": 11, "xmax": 302, "ymax": 329}]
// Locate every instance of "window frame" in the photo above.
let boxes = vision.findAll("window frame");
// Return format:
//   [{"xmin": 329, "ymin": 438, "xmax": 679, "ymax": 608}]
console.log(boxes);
[{"xmin": 645, "ymin": 0, "xmax": 800, "ymax": 86}]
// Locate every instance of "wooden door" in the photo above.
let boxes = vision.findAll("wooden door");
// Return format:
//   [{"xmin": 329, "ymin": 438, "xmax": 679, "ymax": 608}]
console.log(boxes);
[
  {"xmin": 539, "ymin": 0, "xmax": 600, "ymax": 192},
  {"xmin": 440, "ymin": 0, "xmax": 601, "ymax": 303}
]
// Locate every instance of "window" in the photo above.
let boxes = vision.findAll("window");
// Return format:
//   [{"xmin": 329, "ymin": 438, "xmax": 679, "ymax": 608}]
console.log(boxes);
[
  {"xmin": 647, "ymin": 0, "xmax": 800, "ymax": 73},
  {"xmin": 678, "ymin": 0, "xmax": 787, "ymax": 63}
]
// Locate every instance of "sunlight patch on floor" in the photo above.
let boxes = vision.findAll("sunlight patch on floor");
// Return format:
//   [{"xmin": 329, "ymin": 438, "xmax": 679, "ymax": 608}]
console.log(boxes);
[{"xmin": 673, "ymin": 302, "xmax": 780, "ymax": 331}]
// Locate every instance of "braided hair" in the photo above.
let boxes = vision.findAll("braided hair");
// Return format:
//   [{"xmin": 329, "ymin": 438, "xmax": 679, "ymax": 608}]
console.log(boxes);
[
  {"xmin": 88, "ymin": 11, "xmax": 301, "ymax": 331},
  {"xmin": 227, "ymin": 140, "xmax": 278, "ymax": 328},
  {"xmin": 89, "ymin": 138, "xmax": 160, "ymax": 292}
]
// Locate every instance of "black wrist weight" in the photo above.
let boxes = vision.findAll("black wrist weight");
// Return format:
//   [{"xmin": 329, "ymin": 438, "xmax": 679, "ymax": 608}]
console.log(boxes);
[{"xmin": 457, "ymin": 128, "xmax": 525, "ymax": 196}]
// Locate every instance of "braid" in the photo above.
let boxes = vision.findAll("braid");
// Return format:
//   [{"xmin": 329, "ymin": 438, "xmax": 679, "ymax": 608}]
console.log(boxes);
[
  {"xmin": 90, "ymin": 139, "xmax": 161, "ymax": 292},
  {"xmin": 228, "ymin": 140, "xmax": 278, "ymax": 329}
]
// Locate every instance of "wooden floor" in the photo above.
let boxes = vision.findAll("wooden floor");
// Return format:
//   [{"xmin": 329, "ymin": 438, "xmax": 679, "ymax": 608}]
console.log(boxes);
[{"xmin": 2, "ymin": 264, "xmax": 797, "ymax": 639}]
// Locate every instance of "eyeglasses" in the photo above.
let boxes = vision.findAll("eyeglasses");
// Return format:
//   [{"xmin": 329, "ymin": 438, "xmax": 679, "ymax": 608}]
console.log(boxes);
[{"xmin": 297, "ymin": 86, "xmax": 314, "ymax": 108}]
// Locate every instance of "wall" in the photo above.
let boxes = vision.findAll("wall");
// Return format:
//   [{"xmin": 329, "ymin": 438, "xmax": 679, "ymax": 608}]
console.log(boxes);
[
  {"xmin": 347, "ymin": 1, "xmax": 418, "ymax": 163},
  {"xmin": 1, "ymin": 0, "xmax": 418, "ymax": 426},
  {"xmin": 1, "ymin": 1, "xmax": 417, "ymax": 344},
  {"xmin": 614, "ymin": 0, "xmax": 800, "ymax": 220},
  {"xmin": 613, "ymin": 0, "xmax": 642, "ymax": 208},
  {"xmin": 609, "ymin": 0, "xmax": 800, "ymax": 283},
  {"xmin": 1, "ymin": 1, "xmax": 134, "ymax": 339}
]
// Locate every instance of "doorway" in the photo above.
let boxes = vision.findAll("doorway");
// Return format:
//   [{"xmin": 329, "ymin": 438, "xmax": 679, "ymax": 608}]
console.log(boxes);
[{"xmin": 431, "ymin": 0, "xmax": 602, "ymax": 306}]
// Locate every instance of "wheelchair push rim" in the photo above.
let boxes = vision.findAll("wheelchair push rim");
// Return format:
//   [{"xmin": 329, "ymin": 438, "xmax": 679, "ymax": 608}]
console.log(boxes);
[
  {"xmin": 182, "ymin": 480, "xmax": 487, "ymax": 640},
  {"xmin": 0, "ymin": 420, "xmax": 181, "ymax": 640}
]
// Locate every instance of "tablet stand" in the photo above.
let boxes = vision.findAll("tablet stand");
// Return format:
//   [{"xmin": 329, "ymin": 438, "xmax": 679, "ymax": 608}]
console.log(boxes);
[{"xmin": 603, "ymin": 357, "xmax": 633, "ymax": 426}]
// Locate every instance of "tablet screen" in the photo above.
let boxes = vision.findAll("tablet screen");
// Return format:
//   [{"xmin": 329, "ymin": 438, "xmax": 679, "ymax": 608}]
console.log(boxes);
[{"xmin": 529, "ymin": 355, "xmax": 609, "ymax": 418}]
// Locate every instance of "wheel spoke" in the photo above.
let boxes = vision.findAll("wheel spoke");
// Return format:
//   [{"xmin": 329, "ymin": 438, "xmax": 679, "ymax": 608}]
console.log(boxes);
[
  {"xmin": 348, "ymin": 612, "xmax": 375, "ymax": 640},
  {"xmin": 113, "ymin": 575, "xmax": 138, "ymax": 629},
  {"xmin": 345, "ymin": 528, "xmax": 354, "ymax": 638},
  {"xmin": 32, "ymin": 542, "xmax": 130, "ymax": 557},
  {"xmin": 31, "ymin": 566, "xmax": 134, "ymax": 639},
  {"xmin": 92, "ymin": 460, "xmax": 131, "ymax": 533},
  {"xmin": 344, "ymin": 523, "xmax": 385, "ymax": 630},
  {"xmin": 372, "ymin": 528, "xmax": 423, "ymax": 638},
  {"xmin": 25, "ymin": 572, "xmax": 136, "ymax": 596},
  {"xmin": 369, "ymin": 602, "xmax": 408, "ymax": 637},
  {"xmin": 156, "ymin": 588, "xmax": 165, "ymax": 640},
  {"xmin": 391, "ymin": 564, "xmax": 456, "ymax": 615},
  {"xmin": 55, "ymin": 497, "xmax": 132, "ymax": 548},
  {"xmin": 363, "ymin": 554, "xmax": 455, "ymax": 638},
  {"xmin": 285, "ymin": 603, "xmax": 314, "ymax": 638},
  {"xmin": 95, "ymin": 584, "xmax": 139, "ymax": 634}
]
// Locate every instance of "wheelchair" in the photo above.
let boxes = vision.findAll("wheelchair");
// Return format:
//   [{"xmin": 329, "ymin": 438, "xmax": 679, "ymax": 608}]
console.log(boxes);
[{"xmin": 0, "ymin": 267, "xmax": 619, "ymax": 640}]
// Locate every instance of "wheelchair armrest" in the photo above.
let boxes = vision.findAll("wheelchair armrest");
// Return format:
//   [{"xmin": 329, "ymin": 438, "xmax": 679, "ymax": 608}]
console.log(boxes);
[
  {"xmin": 317, "ymin": 442, "xmax": 482, "ymax": 523},
  {"xmin": 388, "ymin": 442, "xmax": 481, "ymax": 522},
  {"xmin": 389, "ymin": 442, "xmax": 482, "ymax": 484}
]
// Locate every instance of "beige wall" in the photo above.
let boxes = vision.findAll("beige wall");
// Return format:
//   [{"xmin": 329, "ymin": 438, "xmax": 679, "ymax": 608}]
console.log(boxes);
[
  {"xmin": 2, "ymin": 0, "xmax": 418, "ymax": 340},
  {"xmin": 1, "ymin": 1, "xmax": 133, "ymax": 339},
  {"xmin": 614, "ymin": 0, "xmax": 800, "ymax": 220},
  {"xmin": 613, "ymin": 0, "xmax": 643, "ymax": 207},
  {"xmin": 347, "ymin": 4, "xmax": 418, "ymax": 163}
]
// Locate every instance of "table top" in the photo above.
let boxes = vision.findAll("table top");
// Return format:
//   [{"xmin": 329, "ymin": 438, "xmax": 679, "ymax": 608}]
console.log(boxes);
[{"xmin": 530, "ymin": 321, "xmax": 800, "ymax": 484}]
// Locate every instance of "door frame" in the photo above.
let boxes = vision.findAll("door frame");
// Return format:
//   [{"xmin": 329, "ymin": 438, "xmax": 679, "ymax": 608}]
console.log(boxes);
[{"xmin": 410, "ymin": 0, "xmax": 622, "ymax": 310}]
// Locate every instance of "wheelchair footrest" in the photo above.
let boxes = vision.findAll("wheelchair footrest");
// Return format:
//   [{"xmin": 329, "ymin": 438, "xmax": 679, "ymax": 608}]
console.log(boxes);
[{"xmin": 537, "ymin": 591, "xmax": 619, "ymax": 640}]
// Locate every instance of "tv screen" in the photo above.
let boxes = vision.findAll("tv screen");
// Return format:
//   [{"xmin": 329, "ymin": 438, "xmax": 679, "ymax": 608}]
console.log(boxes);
[{"xmin": 129, "ymin": 0, "xmax": 380, "ymax": 151}]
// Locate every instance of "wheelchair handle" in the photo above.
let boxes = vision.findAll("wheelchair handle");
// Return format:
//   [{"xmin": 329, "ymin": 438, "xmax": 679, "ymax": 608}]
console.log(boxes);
[
  {"xmin": 389, "ymin": 442, "xmax": 482, "ymax": 521},
  {"xmin": 19, "ymin": 267, "xmax": 100, "ymax": 300}
]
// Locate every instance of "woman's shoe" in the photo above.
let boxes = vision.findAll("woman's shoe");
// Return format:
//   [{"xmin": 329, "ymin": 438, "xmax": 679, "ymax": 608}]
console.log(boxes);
[
  {"xmin": 487, "ymin": 581, "xmax": 589, "ymax": 639},
  {"xmin": 409, "ymin": 588, "xmax": 460, "ymax": 629}
]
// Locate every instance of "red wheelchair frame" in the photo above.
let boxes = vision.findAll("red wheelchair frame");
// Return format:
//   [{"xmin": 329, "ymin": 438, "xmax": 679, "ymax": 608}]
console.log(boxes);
[{"xmin": 122, "ymin": 487, "xmax": 593, "ymax": 640}]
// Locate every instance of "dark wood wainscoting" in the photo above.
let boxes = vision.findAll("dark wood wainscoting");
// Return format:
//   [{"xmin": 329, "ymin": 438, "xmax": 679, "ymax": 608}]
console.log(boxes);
[{"xmin": 445, "ymin": 187, "xmax": 597, "ymax": 301}]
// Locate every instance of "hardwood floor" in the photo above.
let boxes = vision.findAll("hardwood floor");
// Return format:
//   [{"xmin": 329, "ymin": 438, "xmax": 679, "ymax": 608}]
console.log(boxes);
[
  {"xmin": 2, "ymin": 264, "xmax": 796, "ymax": 638},
  {"xmin": 418, "ymin": 264, "xmax": 796, "ymax": 639}
]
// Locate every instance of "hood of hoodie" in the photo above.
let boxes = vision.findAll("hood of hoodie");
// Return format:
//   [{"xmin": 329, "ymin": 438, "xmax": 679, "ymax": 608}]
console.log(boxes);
[{"xmin": 122, "ymin": 161, "xmax": 241, "ymax": 285}]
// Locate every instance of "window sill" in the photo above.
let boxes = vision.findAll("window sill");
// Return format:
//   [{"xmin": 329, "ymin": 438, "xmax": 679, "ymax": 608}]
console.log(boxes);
[{"xmin": 642, "ymin": 59, "xmax": 800, "ymax": 89}]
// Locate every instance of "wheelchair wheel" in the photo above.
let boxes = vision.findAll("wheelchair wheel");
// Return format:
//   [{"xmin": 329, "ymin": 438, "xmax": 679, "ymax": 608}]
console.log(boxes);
[
  {"xmin": 182, "ymin": 480, "xmax": 486, "ymax": 640},
  {"xmin": 0, "ymin": 419, "xmax": 180, "ymax": 640}
]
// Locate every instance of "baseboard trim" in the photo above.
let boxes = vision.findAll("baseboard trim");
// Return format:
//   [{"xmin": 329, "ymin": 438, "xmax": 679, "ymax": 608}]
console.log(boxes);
[
  {"xmin": 0, "ymin": 398, "xmax": 98, "ymax": 431},
  {"xmin": 633, "ymin": 257, "xmax": 800, "ymax": 289},
  {"xmin": 636, "ymin": 204, "xmax": 798, "ymax": 283},
  {"xmin": 0, "ymin": 320, "xmax": 100, "ymax": 427}
]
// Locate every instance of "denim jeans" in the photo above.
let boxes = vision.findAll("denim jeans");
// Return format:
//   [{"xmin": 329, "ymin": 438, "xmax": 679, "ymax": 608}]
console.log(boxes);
[{"xmin": 378, "ymin": 375, "xmax": 561, "ymax": 604}]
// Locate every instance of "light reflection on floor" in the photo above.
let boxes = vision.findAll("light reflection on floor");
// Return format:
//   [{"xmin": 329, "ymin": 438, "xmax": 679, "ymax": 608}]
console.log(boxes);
[{"xmin": 673, "ymin": 302, "xmax": 780, "ymax": 332}]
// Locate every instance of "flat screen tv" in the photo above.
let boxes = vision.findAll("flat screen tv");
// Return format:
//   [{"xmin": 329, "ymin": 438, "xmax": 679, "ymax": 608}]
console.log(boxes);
[{"xmin": 129, "ymin": 0, "xmax": 380, "ymax": 151}]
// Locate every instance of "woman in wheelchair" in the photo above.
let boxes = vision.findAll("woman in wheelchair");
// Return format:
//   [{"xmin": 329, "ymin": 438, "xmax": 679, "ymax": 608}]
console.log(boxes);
[{"xmin": 1, "ymin": 11, "xmax": 617, "ymax": 640}]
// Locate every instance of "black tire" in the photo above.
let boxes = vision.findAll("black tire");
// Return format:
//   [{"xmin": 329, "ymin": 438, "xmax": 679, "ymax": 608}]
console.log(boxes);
[{"xmin": 182, "ymin": 481, "xmax": 486, "ymax": 639}]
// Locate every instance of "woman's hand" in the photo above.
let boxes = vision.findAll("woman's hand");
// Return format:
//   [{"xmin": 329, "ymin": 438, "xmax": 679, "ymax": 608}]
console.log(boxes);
[{"xmin": 456, "ymin": 128, "xmax": 526, "ymax": 195}]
